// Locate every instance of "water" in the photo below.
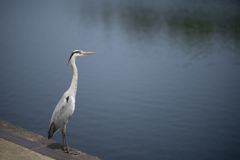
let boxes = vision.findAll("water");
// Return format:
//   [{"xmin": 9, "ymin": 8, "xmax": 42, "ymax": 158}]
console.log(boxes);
[{"xmin": 0, "ymin": 0, "xmax": 240, "ymax": 160}]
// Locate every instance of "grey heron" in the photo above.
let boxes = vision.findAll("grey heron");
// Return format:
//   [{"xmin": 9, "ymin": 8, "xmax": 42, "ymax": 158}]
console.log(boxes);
[{"xmin": 48, "ymin": 50, "xmax": 95, "ymax": 154}]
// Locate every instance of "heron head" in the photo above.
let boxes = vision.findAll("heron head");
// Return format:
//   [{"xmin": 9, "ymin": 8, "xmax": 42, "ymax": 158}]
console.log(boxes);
[{"xmin": 68, "ymin": 50, "xmax": 95, "ymax": 65}]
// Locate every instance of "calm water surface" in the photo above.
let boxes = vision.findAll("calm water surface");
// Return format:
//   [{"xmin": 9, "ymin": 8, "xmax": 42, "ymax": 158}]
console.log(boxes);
[{"xmin": 0, "ymin": 1, "xmax": 240, "ymax": 160}]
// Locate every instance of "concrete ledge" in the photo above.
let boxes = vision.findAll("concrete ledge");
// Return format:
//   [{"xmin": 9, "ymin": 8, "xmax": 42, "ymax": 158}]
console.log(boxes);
[{"xmin": 0, "ymin": 119, "xmax": 100, "ymax": 160}]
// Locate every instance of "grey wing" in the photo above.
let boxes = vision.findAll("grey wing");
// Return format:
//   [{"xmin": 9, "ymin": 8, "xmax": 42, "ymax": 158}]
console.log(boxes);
[{"xmin": 48, "ymin": 93, "xmax": 75, "ymax": 139}]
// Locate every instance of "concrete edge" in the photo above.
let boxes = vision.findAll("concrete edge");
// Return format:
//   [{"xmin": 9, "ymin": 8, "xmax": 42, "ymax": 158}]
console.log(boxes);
[
  {"xmin": 0, "ymin": 119, "xmax": 100, "ymax": 160},
  {"xmin": 0, "ymin": 129, "xmax": 79, "ymax": 160}
]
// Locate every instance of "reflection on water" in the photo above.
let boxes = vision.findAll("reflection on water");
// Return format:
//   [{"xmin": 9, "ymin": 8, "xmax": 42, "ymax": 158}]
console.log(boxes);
[
  {"xmin": 0, "ymin": 1, "xmax": 240, "ymax": 160},
  {"xmin": 77, "ymin": 0, "xmax": 240, "ymax": 59}
]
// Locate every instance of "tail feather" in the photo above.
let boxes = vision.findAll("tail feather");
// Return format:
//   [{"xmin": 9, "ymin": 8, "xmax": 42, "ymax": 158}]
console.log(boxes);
[{"xmin": 48, "ymin": 122, "xmax": 55, "ymax": 139}]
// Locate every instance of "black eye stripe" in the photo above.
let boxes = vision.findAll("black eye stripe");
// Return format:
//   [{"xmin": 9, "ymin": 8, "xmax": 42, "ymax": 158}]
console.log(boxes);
[
  {"xmin": 67, "ymin": 50, "xmax": 82, "ymax": 65},
  {"xmin": 72, "ymin": 50, "xmax": 82, "ymax": 54}
]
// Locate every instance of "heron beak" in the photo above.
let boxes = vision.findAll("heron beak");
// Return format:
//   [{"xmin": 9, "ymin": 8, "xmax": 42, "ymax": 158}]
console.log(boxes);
[{"xmin": 83, "ymin": 52, "xmax": 95, "ymax": 55}]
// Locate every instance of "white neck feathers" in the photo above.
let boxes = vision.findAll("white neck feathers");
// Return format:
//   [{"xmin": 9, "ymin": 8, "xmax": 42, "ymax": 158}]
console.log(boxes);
[{"xmin": 68, "ymin": 57, "xmax": 78, "ymax": 97}]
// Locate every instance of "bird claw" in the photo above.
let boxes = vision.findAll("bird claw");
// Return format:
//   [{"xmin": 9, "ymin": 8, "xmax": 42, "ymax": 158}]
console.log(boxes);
[{"xmin": 62, "ymin": 147, "xmax": 70, "ymax": 154}]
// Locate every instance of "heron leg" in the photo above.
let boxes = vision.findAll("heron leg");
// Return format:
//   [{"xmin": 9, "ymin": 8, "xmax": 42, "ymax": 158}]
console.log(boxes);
[
  {"xmin": 62, "ymin": 123, "xmax": 70, "ymax": 154},
  {"xmin": 64, "ymin": 132, "xmax": 70, "ymax": 154},
  {"xmin": 62, "ymin": 128, "xmax": 65, "ymax": 150}
]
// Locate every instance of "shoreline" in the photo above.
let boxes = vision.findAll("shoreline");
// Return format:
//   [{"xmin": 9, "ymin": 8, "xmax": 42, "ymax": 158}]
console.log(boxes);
[{"xmin": 0, "ymin": 119, "xmax": 100, "ymax": 160}]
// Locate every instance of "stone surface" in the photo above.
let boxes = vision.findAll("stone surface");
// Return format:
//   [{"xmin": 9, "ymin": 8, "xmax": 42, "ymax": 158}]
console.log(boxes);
[
  {"xmin": 0, "ymin": 138, "xmax": 54, "ymax": 160},
  {"xmin": 0, "ymin": 119, "xmax": 101, "ymax": 160}
]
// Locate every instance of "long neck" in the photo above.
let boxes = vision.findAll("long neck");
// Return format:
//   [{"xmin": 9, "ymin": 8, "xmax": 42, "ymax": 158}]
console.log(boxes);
[{"xmin": 68, "ymin": 58, "xmax": 78, "ymax": 98}]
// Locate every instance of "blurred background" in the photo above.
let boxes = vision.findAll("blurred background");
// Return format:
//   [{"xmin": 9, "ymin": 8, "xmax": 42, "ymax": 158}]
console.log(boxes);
[{"xmin": 0, "ymin": 0, "xmax": 240, "ymax": 160}]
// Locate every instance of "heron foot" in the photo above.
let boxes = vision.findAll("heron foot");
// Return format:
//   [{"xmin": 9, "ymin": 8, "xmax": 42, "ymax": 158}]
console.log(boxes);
[{"xmin": 62, "ymin": 147, "xmax": 70, "ymax": 154}]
